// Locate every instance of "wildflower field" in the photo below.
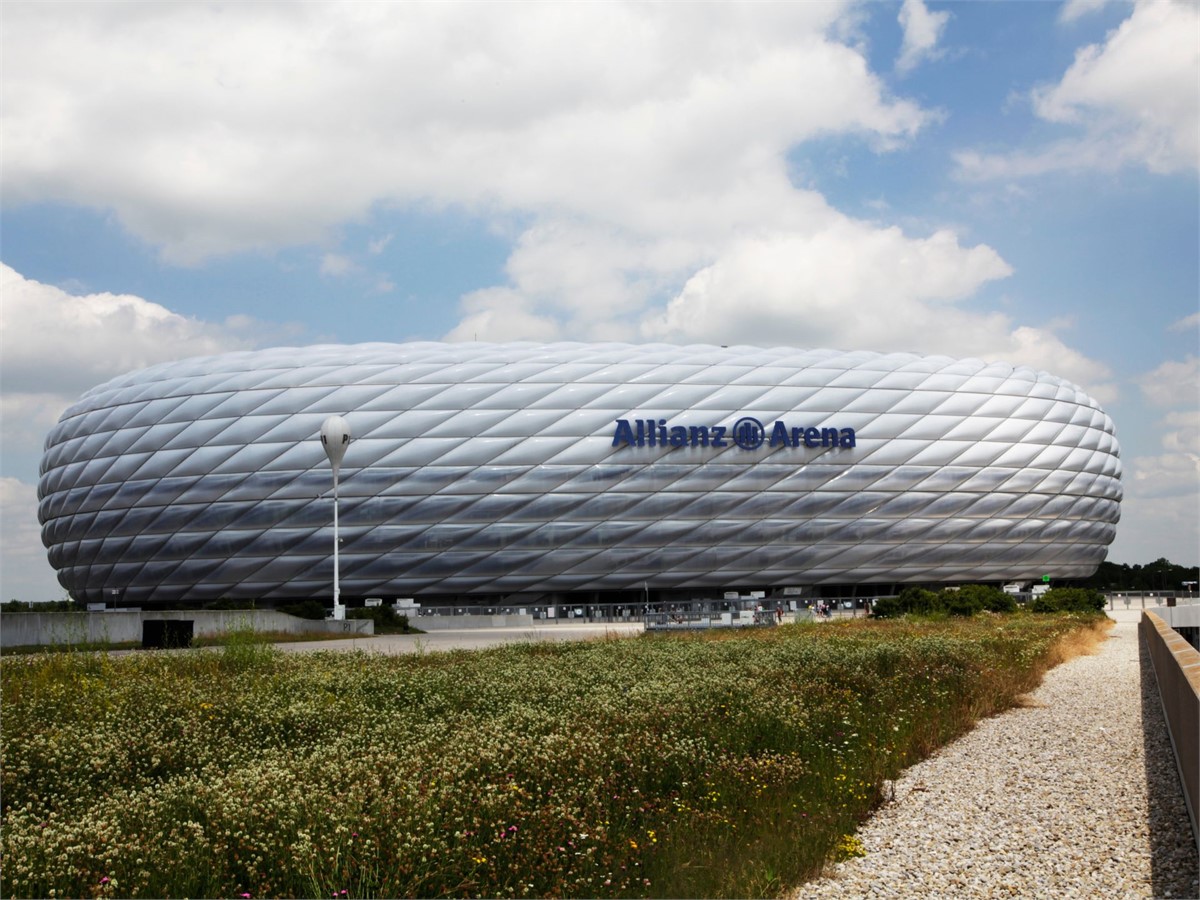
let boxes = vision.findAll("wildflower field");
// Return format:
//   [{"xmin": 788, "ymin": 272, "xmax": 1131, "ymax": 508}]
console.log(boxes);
[{"xmin": 1, "ymin": 614, "xmax": 1107, "ymax": 899}]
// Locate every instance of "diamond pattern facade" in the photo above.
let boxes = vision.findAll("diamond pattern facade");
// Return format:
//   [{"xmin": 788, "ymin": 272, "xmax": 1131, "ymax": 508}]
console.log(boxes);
[{"xmin": 38, "ymin": 343, "xmax": 1122, "ymax": 604}]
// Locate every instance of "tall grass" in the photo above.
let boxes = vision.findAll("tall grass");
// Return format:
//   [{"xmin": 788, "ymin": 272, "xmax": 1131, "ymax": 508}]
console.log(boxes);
[{"xmin": 1, "ymin": 613, "xmax": 1107, "ymax": 899}]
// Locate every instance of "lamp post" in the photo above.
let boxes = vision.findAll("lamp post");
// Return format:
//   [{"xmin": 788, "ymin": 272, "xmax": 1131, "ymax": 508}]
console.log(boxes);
[{"xmin": 320, "ymin": 415, "xmax": 351, "ymax": 621}]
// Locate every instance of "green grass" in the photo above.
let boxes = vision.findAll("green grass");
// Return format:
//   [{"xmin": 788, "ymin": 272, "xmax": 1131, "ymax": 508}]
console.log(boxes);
[{"xmin": 1, "ymin": 613, "xmax": 1107, "ymax": 899}]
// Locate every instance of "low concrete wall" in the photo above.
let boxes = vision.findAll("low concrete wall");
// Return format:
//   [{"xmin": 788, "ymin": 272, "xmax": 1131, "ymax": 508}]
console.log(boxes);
[
  {"xmin": 1155, "ymin": 606, "xmax": 1200, "ymax": 630},
  {"xmin": 1141, "ymin": 611, "xmax": 1200, "ymax": 854},
  {"xmin": 1, "ymin": 610, "xmax": 371, "ymax": 648},
  {"xmin": 414, "ymin": 614, "xmax": 537, "ymax": 631}
]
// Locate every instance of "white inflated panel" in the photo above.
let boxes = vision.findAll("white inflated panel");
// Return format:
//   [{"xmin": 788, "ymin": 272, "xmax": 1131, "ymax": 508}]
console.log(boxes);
[{"xmin": 38, "ymin": 343, "xmax": 1122, "ymax": 602}]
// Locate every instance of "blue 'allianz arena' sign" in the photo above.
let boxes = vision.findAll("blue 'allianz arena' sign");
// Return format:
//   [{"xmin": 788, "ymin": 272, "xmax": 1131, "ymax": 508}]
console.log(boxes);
[{"xmin": 611, "ymin": 417, "xmax": 856, "ymax": 451}]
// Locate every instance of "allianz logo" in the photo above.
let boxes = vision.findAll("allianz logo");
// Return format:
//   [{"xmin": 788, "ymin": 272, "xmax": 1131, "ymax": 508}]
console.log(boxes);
[{"xmin": 611, "ymin": 417, "xmax": 857, "ymax": 451}]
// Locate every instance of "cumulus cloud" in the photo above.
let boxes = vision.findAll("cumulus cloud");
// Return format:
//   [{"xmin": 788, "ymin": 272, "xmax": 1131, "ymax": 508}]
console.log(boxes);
[
  {"xmin": 1, "ymin": 5, "xmax": 1120, "ymax": 399},
  {"xmin": 956, "ymin": 0, "xmax": 1199, "ymax": 178},
  {"xmin": 1168, "ymin": 312, "xmax": 1200, "ymax": 333},
  {"xmin": 319, "ymin": 253, "xmax": 358, "ymax": 277},
  {"xmin": 629, "ymin": 218, "xmax": 1116, "ymax": 402},
  {"xmin": 642, "ymin": 223, "xmax": 1012, "ymax": 343},
  {"xmin": 0, "ymin": 264, "xmax": 256, "ymax": 396},
  {"xmin": 1111, "ymin": 354, "xmax": 1200, "ymax": 564},
  {"xmin": 1059, "ymin": 0, "xmax": 1113, "ymax": 23},
  {"xmin": 896, "ymin": 0, "xmax": 950, "ymax": 74},
  {"xmin": 0, "ymin": 264, "xmax": 285, "ymax": 482},
  {"xmin": 1136, "ymin": 355, "xmax": 1199, "ymax": 409},
  {"xmin": 5, "ymin": 1, "xmax": 1063, "ymax": 380},
  {"xmin": 0, "ymin": 477, "xmax": 63, "ymax": 603},
  {"xmin": 2, "ymin": 2, "xmax": 928, "ymax": 264}
]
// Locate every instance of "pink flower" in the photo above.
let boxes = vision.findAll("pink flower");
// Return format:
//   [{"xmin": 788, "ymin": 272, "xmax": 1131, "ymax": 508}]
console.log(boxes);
[{"xmin": 100, "ymin": 877, "xmax": 110, "ymax": 886}]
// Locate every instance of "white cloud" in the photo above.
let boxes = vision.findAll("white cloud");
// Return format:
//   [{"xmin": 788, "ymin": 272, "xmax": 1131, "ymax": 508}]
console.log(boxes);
[
  {"xmin": 320, "ymin": 253, "xmax": 357, "ymax": 277},
  {"xmin": 0, "ymin": 265, "xmax": 291, "ymax": 604},
  {"xmin": 0, "ymin": 264, "xmax": 293, "ymax": 484},
  {"xmin": 0, "ymin": 264, "xmax": 255, "ymax": 398},
  {"xmin": 1111, "ymin": 355, "xmax": 1200, "ymax": 565},
  {"xmin": 367, "ymin": 235, "xmax": 393, "ymax": 255},
  {"xmin": 1115, "ymin": 438, "xmax": 1200, "ymax": 565},
  {"xmin": 1109, "ymin": 483, "xmax": 1199, "ymax": 566},
  {"xmin": 1158, "ymin": 410, "xmax": 1200, "ymax": 456},
  {"xmin": 642, "ymin": 223, "xmax": 1014, "ymax": 342},
  {"xmin": 896, "ymin": 0, "xmax": 950, "ymax": 74},
  {"xmin": 629, "ymin": 219, "xmax": 1117, "ymax": 402},
  {"xmin": 446, "ymin": 288, "xmax": 563, "ymax": 344},
  {"xmin": 1136, "ymin": 355, "xmax": 1199, "ymax": 408},
  {"xmin": 6, "ymin": 1, "xmax": 1062, "ymax": 386},
  {"xmin": 956, "ymin": 0, "xmax": 1199, "ymax": 179},
  {"xmin": 1059, "ymin": 0, "xmax": 1113, "ymax": 24},
  {"xmin": 0, "ymin": 477, "xmax": 64, "ymax": 603},
  {"xmin": 2, "ymin": 2, "xmax": 928, "ymax": 264},
  {"xmin": 1168, "ymin": 311, "xmax": 1200, "ymax": 333}
]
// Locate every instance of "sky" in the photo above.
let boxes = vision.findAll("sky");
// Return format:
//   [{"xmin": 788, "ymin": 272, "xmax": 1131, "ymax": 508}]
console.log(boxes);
[{"xmin": 1, "ymin": 0, "xmax": 1197, "ymax": 603}]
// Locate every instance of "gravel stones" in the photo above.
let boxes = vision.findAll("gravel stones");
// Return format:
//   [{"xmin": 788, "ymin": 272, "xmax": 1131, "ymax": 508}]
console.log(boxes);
[{"xmin": 792, "ymin": 618, "xmax": 1199, "ymax": 899}]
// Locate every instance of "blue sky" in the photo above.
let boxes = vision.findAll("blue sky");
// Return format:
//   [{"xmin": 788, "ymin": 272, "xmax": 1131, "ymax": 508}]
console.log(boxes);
[{"xmin": 2, "ymin": 0, "xmax": 1197, "ymax": 602}]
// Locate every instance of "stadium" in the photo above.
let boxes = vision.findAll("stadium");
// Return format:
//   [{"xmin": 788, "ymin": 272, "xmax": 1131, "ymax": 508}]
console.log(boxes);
[{"xmin": 38, "ymin": 342, "xmax": 1122, "ymax": 610}]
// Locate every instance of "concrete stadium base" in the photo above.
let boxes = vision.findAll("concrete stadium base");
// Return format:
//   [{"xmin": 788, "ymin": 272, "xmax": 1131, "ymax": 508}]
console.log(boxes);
[
  {"xmin": 413, "ymin": 614, "xmax": 536, "ymax": 630},
  {"xmin": 0, "ymin": 609, "xmax": 372, "ymax": 649},
  {"xmin": 274, "ymin": 621, "xmax": 645, "ymax": 655}
]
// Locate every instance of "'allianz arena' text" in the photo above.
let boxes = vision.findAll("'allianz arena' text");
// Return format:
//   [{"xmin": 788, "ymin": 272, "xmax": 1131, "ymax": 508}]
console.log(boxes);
[{"xmin": 38, "ymin": 343, "xmax": 1123, "ymax": 604}]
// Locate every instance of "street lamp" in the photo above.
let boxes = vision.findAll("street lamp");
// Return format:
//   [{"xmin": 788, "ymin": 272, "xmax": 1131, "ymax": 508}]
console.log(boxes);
[{"xmin": 320, "ymin": 415, "xmax": 351, "ymax": 620}]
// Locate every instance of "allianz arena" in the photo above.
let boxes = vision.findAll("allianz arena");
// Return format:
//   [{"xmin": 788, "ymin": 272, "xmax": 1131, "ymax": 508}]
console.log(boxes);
[{"xmin": 38, "ymin": 343, "xmax": 1122, "ymax": 606}]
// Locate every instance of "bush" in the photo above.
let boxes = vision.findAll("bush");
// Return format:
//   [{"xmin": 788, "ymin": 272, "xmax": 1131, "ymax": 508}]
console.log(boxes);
[
  {"xmin": 279, "ymin": 599, "xmax": 328, "ymax": 620},
  {"xmin": 347, "ymin": 605, "xmax": 415, "ymax": 633},
  {"xmin": 873, "ymin": 584, "xmax": 1017, "ymax": 619},
  {"xmin": 942, "ymin": 589, "xmax": 983, "ymax": 618},
  {"xmin": 950, "ymin": 584, "xmax": 1016, "ymax": 615},
  {"xmin": 870, "ymin": 587, "xmax": 942, "ymax": 618},
  {"xmin": 0, "ymin": 600, "xmax": 82, "ymax": 613},
  {"xmin": 901, "ymin": 586, "xmax": 943, "ymax": 615},
  {"xmin": 1030, "ymin": 587, "xmax": 1105, "ymax": 614},
  {"xmin": 204, "ymin": 598, "xmax": 257, "ymax": 610},
  {"xmin": 870, "ymin": 595, "xmax": 906, "ymax": 618}
]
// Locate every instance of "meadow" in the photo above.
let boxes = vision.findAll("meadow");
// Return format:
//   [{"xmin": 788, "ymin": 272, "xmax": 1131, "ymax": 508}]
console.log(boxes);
[{"xmin": 1, "ymin": 613, "xmax": 1108, "ymax": 899}]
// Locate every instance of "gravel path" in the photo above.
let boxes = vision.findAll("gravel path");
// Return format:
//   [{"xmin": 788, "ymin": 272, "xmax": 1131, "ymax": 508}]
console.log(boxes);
[{"xmin": 792, "ymin": 617, "xmax": 1199, "ymax": 899}]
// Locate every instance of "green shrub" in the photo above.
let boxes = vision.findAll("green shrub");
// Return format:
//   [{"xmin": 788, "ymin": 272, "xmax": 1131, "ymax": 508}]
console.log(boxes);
[
  {"xmin": 347, "ymin": 605, "xmax": 414, "ymax": 633},
  {"xmin": 204, "ymin": 598, "xmax": 257, "ymax": 610},
  {"xmin": 905, "ymin": 586, "xmax": 944, "ymax": 615},
  {"xmin": 948, "ymin": 584, "xmax": 1016, "ymax": 615},
  {"xmin": 873, "ymin": 585, "xmax": 1017, "ymax": 619},
  {"xmin": 870, "ymin": 587, "xmax": 942, "ymax": 618},
  {"xmin": 870, "ymin": 595, "xmax": 906, "ymax": 618},
  {"xmin": 0, "ymin": 600, "xmax": 82, "ymax": 613},
  {"xmin": 279, "ymin": 599, "xmax": 328, "ymax": 620},
  {"xmin": 1030, "ymin": 587, "xmax": 1105, "ymax": 613},
  {"xmin": 941, "ymin": 589, "xmax": 983, "ymax": 617}
]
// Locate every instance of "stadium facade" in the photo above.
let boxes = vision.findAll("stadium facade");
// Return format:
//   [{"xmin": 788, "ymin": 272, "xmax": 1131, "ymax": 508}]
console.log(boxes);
[{"xmin": 38, "ymin": 343, "xmax": 1122, "ymax": 606}]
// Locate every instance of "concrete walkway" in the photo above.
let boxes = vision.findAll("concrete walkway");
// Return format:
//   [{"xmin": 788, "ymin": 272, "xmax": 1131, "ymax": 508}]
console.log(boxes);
[{"xmin": 793, "ymin": 611, "xmax": 1198, "ymax": 899}]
